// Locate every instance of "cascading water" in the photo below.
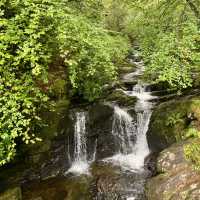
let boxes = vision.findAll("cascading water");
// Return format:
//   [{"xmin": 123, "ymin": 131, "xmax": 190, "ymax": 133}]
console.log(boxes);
[
  {"xmin": 67, "ymin": 112, "xmax": 90, "ymax": 175},
  {"xmin": 16, "ymin": 50, "xmax": 159, "ymax": 200},
  {"xmin": 101, "ymin": 57, "xmax": 157, "ymax": 199},
  {"xmin": 112, "ymin": 106, "xmax": 136, "ymax": 154},
  {"xmin": 105, "ymin": 82, "xmax": 154, "ymax": 172}
]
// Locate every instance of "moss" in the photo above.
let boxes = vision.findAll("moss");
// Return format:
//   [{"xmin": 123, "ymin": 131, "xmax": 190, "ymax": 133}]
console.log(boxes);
[
  {"xmin": 0, "ymin": 187, "xmax": 22, "ymax": 200},
  {"xmin": 64, "ymin": 177, "xmax": 91, "ymax": 200},
  {"xmin": 106, "ymin": 89, "xmax": 137, "ymax": 106},
  {"xmin": 148, "ymin": 97, "xmax": 200, "ymax": 151},
  {"xmin": 184, "ymin": 139, "xmax": 200, "ymax": 170},
  {"xmin": 117, "ymin": 60, "xmax": 136, "ymax": 75},
  {"xmin": 40, "ymin": 99, "xmax": 70, "ymax": 139},
  {"xmin": 22, "ymin": 99, "xmax": 70, "ymax": 164},
  {"xmin": 49, "ymin": 79, "xmax": 67, "ymax": 100},
  {"xmin": 23, "ymin": 176, "xmax": 91, "ymax": 200},
  {"xmin": 91, "ymin": 162, "xmax": 118, "ymax": 177}
]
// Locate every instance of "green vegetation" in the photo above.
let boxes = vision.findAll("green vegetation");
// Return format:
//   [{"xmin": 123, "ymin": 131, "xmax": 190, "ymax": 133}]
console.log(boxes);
[
  {"xmin": 184, "ymin": 139, "xmax": 200, "ymax": 170},
  {"xmin": 148, "ymin": 97, "xmax": 200, "ymax": 169},
  {"xmin": 0, "ymin": 0, "xmax": 200, "ymax": 168},
  {"xmin": 0, "ymin": 0, "xmax": 129, "ymax": 165},
  {"xmin": 141, "ymin": 1, "xmax": 200, "ymax": 89},
  {"xmin": 122, "ymin": 0, "xmax": 200, "ymax": 89},
  {"xmin": 148, "ymin": 99, "xmax": 200, "ymax": 145}
]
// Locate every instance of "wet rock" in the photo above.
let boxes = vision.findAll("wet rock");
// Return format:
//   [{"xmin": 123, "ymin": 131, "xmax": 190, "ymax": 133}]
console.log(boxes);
[
  {"xmin": 106, "ymin": 89, "xmax": 137, "ymax": 107},
  {"xmin": 22, "ymin": 176, "xmax": 91, "ymax": 200},
  {"xmin": 88, "ymin": 105, "xmax": 116, "ymax": 160},
  {"xmin": 91, "ymin": 161, "xmax": 148, "ymax": 200},
  {"xmin": 144, "ymin": 152, "xmax": 158, "ymax": 176},
  {"xmin": 31, "ymin": 197, "xmax": 43, "ymax": 200},
  {"xmin": 22, "ymin": 100, "xmax": 71, "ymax": 167},
  {"xmin": 121, "ymin": 80, "xmax": 138, "ymax": 91},
  {"xmin": 22, "ymin": 169, "xmax": 40, "ymax": 183},
  {"xmin": 0, "ymin": 187, "xmax": 22, "ymax": 200},
  {"xmin": 88, "ymin": 103, "xmax": 113, "ymax": 125},
  {"xmin": 118, "ymin": 61, "xmax": 136, "ymax": 75},
  {"xmin": 127, "ymin": 52, "xmax": 142, "ymax": 62},
  {"xmin": 146, "ymin": 139, "xmax": 200, "ymax": 200},
  {"xmin": 90, "ymin": 162, "xmax": 122, "ymax": 200},
  {"xmin": 86, "ymin": 103, "xmax": 114, "ymax": 160},
  {"xmin": 145, "ymin": 82, "xmax": 169, "ymax": 92}
]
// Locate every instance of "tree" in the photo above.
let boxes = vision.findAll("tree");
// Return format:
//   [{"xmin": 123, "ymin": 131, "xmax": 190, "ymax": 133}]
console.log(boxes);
[
  {"xmin": 126, "ymin": 0, "xmax": 200, "ymax": 89},
  {"xmin": 0, "ymin": 0, "xmax": 130, "ymax": 165}
]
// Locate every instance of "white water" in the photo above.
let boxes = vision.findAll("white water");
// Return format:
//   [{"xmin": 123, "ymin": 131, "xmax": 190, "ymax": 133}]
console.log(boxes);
[
  {"xmin": 105, "ymin": 68, "xmax": 156, "ymax": 172},
  {"xmin": 123, "ymin": 62, "xmax": 145, "ymax": 80},
  {"xmin": 67, "ymin": 112, "xmax": 90, "ymax": 175},
  {"xmin": 112, "ymin": 106, "xmax": 136, "ymax": 154},
  {"xmin": 64, "ymin": 51, "xmax": 156, "ymax": 199}
]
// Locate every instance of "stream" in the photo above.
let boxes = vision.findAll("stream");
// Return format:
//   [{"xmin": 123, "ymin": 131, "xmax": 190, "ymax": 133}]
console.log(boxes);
[
  {"xmin": 1, "ymin": 49, "xmax": 158, "ymax": 200},
  {"xmin": 63, "ymin": 51, "xmax": 157, "ymax": 199}
]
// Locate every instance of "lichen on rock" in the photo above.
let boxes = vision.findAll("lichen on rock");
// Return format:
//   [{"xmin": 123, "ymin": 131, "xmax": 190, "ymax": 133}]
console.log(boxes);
[{"xmin": 146, "ymin": 139, "xmax": 200, "ymax": 200}]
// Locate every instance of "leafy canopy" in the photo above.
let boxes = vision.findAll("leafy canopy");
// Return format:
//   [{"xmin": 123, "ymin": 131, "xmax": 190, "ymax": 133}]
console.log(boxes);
[
  {"xmin": 0, "ymin": 0, "xmax": 129, "ymax": 165},
  {"xmin": 123, "ymin": 0, "xmax": 200, "ymax": 89}
]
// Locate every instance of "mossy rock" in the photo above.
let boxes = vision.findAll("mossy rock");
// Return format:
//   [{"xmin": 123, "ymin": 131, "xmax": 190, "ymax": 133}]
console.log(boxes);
[
  {"xmin": 147, "ymin": 96, "xmax": 200, "ymax": 152},
  {"xmin": 49, "ymin": 79, "xmax": 67, "ymax": 99},
  {"xmin": 0, "ymin": 187, "xmax": 22, "ymax": 200},
  {"xmin": 41, "ymin": 99, "xmax": 70, "ymax": 139},
  {"xmin": 22, "ymin": 176, "xmax": 91, "ymax": 200},
  {"xmin": 146, "ymin": 139, "xmax": 200, "ymax": 200},
  {"xmin": 106, "ymin": 89, "xmax": 137, "ymax": 107},
  {"xmin": 117, "ymin": 60, "xmax": 136, "ymax": 75},
  {"xmin": 21, "ymin": 99, "xmax": 70, "ymax": 165}
]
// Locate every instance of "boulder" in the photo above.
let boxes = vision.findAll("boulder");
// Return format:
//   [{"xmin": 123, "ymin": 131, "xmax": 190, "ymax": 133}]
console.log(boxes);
[
  {"xmin": 88, "ymin": 103, "xmax": 116, "ymax": 160},
  {"xmin": 106, "ymin": 89, "xmax": 137, "ymax": 107},
  {"xmin": 146, "ymin": 139, "xmax": 200, "ymax": 200},
  {"xmin": 147, "ymin": 97, "xmax": 200, "ymax": 152},
  {"xmin": 22, "ymin": 176, "xmax": 91, "ymax": 200}
]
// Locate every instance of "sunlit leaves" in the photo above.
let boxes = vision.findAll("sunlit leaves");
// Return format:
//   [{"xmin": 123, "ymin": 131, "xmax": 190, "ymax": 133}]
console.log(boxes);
[
  {"xmin": 0, "ymin": 0, "xmax": 129, "ymax": 165},
  {"xmin": 58, "ymin": 15, "xmax": 129, "ymax": 101},
  {"xmin": 0, "ymin": 0, "xmax": 53, "ymax": 165},
  {"xmin": 127, "ymin": 0, "xmax": 200, "ymax": 89}
]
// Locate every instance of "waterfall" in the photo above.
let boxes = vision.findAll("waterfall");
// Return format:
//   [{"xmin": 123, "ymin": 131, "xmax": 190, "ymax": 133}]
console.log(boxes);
[
  {"xmin": 112, "ymin": 106, "xmax": 135, "ymax": 154},
  {"xmin": 67, "ymin": 112, "xmax": 90, "ymax": 175},
  {"xmin": 105, "ymin": 76, "xmax": 154, "ymax": 172}
]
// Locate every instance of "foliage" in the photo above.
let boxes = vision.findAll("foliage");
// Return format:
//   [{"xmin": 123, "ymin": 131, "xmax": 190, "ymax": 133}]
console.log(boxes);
[
  {"xmin": 184, "ymin": 127, "xmax": 200, "ymax": 138},
  {"xmin": 58, "ymin": 15, "xmax": 129, "ymax": 101},
  {"xmin": 143, "ymin": 23, "xmax": 200, "ymax": 89},
  {"xmin": 166, "ymin": 113, "xmax": 183, "ymax": 127},
  {"xmin": 184, "ymin": 140, "xmax": 200, "ymax": 170},
  {"xmin": 126, "ymin": 0, "xmax": 200, "ymax": 89},
  {"xmin": 0, "ymin": 0, "xmax": 129, "ymax": 165},
  {"xmin": 184, "ymin": 128, "xmax": 200, "ymax": 169},
  {"xmin": 0, "ymin": 0, "xmax": 53, "ymax": 165},
  {"xmin": 103, "ymin": 0, "xmax": 130, "ymax": 32}
]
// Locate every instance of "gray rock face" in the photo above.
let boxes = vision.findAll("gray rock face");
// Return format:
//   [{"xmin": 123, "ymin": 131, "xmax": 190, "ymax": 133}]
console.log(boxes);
[{"xmin": 146, "ymin": 139, "xmax": 200, "ymax": 200}]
